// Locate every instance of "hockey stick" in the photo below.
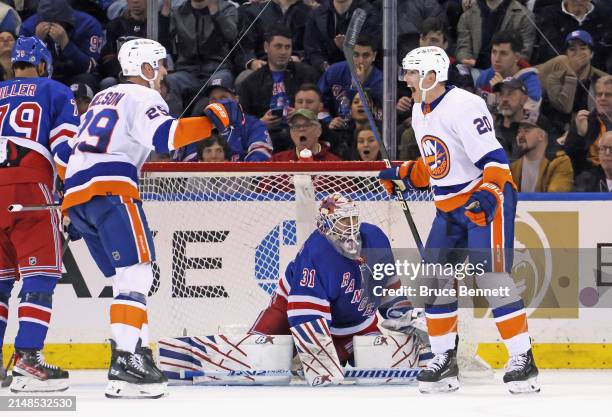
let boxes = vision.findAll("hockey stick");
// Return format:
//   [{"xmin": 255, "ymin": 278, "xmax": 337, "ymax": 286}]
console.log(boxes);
[
  {"xmin": 1, "ymin": 352, "xmax": 15, "ymax": 388},
  {"xmin": 342, "ymin": 9, "xmax": 424, "ymax": 253},
  {"xmin": 7, "ymin": 202, "xmax": 71, "ymax": 257},
  {"xmin": 7, "ymin": 203, "xmax": 60, "ymax": 212},
  {"xmin": 180, "ymin": 367, "xmax": 420, "ymax": 384}
]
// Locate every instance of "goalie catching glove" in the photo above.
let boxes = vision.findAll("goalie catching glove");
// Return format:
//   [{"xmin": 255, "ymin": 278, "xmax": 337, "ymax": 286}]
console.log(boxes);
[{"xmin": 379, "ymin": 301, "xmax": 428, "ymax": 346}]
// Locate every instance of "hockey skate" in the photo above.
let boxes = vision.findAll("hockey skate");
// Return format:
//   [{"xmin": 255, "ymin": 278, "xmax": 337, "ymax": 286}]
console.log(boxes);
[
  {"xmin": 105, "ymin": 346, "xmax": 168, "ymax": 399},
  {"xmin": 503, "ymin": 349, "xmax": 540, "ymax": 394},
  {"xmin": 135, "ymin": 340, "xmax": 166, "ymax": 381},
  {"xmin": 10, "ymin": 349, "xmax": 69, "ymax": 393},
  {"xmin": 416, "ymin": 348, "xmax": 459, "ymax": 393}
]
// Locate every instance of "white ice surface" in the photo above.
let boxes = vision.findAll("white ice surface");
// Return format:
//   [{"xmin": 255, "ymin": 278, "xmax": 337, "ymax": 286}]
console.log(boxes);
[{"xmin": 1, "ymin": 370, "xmax": 611, "ymax": 417}]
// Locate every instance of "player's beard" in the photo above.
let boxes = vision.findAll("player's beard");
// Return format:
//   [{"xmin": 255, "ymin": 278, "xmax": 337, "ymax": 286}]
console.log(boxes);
[{"xmin": 328, "ymin": 233, "xmax": 362, "ymax": 260}]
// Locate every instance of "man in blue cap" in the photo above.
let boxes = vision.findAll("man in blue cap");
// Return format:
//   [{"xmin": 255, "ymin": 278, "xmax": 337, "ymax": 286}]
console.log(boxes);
[{"xmin": 537, "ymin": 30, "xmax": 609, "ymax": 126}]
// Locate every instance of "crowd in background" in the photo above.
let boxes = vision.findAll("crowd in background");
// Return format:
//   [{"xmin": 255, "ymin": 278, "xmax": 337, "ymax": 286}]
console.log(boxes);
[{"xmin": 0, "ymin": 0, "xmax": 610, "ymax": 191}]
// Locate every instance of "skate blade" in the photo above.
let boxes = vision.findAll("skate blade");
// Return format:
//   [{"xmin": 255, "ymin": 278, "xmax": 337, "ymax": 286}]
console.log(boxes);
[
  {"xmin": 506, "ymin": 376, "xmax": 540, "ymax": 394},
  {"xmin": 105, "ymin": 380, "xmax": 168, "ymax": 399},
  {"xmin": 10, "ymin": 376, "xmax": 69, "ymax": 393},
  {"xmin": 418, "ymin": 376, "xmax": 459, "ymax": 394}
]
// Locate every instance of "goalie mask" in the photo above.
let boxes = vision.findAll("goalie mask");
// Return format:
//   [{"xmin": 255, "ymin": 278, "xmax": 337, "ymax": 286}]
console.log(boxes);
[{"xmin": 316, "ymin": 194, "xmax": 362, "ymax": 259}]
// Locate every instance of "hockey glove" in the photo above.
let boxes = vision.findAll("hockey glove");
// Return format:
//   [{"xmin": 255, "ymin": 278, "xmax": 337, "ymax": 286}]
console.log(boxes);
[
  {"xmin": 379, "ymin": 304, "xmax": 429, "ymax": 346},
  {"xmin": 378, "ymin": 161, "xmax": 416, "ymax": 196},
  {"xmin": 203, "ymin": 99, "xmax": 245, "ymax": 135},
  {"xmin": 62, "ymin": 216, "xmax": 82, "ymax": 241},
  {"xmin": 464, "ymin": 182, "xmax": 503, "ymax": 226}
]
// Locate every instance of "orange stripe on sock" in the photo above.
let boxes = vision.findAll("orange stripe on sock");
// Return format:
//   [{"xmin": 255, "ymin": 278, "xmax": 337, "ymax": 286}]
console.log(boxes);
[
  {"xmin": 110, "ymin": 304, "xmax": 147, "ymax": 329},
  {"xmin": 426, "ymin": 315, "xmax": 458, "ymax": 337},
  {"xmin": 496, "ymin": 313, "xmax": 528, "ymax": 340}
]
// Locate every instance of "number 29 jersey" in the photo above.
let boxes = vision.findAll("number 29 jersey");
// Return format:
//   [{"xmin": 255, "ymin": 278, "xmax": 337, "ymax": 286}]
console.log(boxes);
[
  {"xmin": 0, "ymin": 77, "xmax": 79, "ymax": 187},
  {"xmin": 63, "ymin": 83, "xmax": 177, "ymax": 211}
]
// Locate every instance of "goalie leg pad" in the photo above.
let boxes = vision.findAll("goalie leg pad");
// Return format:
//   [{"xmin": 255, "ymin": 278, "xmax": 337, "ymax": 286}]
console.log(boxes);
[
  {"xmin": 158, "ymin": 334, "xmax": 294, "ymax": 385},
  {"xmin": 353, "ymin": 334, "xmax": 422, "ymax": 385},
  {"xmin": 290, "ymin": 318, "xmax": 344, "ymax": 387}
]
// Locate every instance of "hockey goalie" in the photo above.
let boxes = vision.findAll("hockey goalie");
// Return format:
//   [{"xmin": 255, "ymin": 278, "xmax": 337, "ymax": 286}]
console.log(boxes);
[{"xmin": 159, "ymin": 194, "xmax": 430, "ymax": 386}]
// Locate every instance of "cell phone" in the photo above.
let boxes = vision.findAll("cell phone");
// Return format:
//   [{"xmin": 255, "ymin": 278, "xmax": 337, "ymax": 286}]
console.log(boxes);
[{"xmin": 271, "ymin": 108, "xmax": 284, "ymax": 118}]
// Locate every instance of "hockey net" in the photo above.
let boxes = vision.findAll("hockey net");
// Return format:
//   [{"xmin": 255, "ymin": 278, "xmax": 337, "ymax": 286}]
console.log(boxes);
[{"xmin": 139, "ymin": 161, "xmax": 435, "ymax": 343}]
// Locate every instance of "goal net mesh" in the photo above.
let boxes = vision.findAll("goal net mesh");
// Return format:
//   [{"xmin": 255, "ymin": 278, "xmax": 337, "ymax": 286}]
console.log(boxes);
[{"xmin": 138, "ymin": 162, "xmax": 434, "ymax": 342}]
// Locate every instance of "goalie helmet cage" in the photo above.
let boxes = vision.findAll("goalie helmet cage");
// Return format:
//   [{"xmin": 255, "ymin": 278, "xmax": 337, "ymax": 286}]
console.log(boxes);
[{"xmin": 139, "ymin": 161, "xmax": 475, "ymax": 361}]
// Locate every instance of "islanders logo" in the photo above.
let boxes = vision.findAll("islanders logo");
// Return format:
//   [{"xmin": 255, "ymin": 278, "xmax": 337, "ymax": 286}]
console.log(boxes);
[{"xmin": 421, "ymin": 135, "xmax": 450, "ymax": 179}]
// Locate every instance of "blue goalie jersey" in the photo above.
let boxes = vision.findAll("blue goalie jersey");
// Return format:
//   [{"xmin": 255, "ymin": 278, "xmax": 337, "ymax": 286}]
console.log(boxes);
[{"xmin": 277, "ymin": 222, "xmax": 396, "ymax": 336}]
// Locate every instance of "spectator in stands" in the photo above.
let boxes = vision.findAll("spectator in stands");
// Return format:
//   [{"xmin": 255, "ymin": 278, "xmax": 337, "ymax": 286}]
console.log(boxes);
[
  {"xmin": 70, "ymin": 82, "xmax": 94, "ymax": 116},
  {"xmin": 415, "ymin": 16, "xmax": 474, "ymax": 92},
  {"xmin": 455, "ymin": 0, "xmax": 535, "ymax": 70},
  {"xmin": 476, "ymin": 31, "xmax": 541, "ymax": 114},
  {"xmin": 326, "ymin": 89, "xmax": 378, "ymax": 160},
  {"xmin": 537, "ymin": 30, "xmax": 609, "ymax": 126},
  {"xmin": 0, "ymin": 3, "xmax": 21, "ymax": 37},
  {"xmin": 167, "ymin": 0, "xmax": 238, "ymax": 111},
  {"xmin": 272, "ymin": 109, "xmax": 341, "ymax": 161},
  {"xmin": 20, "ymin": 0, "xmax": 104, "ymax": 86},
  {"xmin": 239, "ymin": 25, "xmax": 319, "ymax": 151},
  {"xmin": 304, "ymin": 0, "xmax": 380, "ymax": 74},
  {"xmin": 564, "ymin": 75, "xmax": 612, "ymax": 176},
  {"xmin": 574, "ymin": 131, "xmax": 612, "ymax": 192},
  {"xmin": 533, "ymin": 0, "xmax": 611, "ymax": 71},
  {"xmin": 493, "ymin": 78, "xmax": 529, "ymax": 162},
  {"xmin": 174, "ymin": 77, "xmax": 273, "ymax": 162},
  {"xmin": 99, "ymin": 0, "xmax": 171, "ymax": 89},
  {"xmin": 197, "ymin": 133, "xmax": 230, "ymax": 162},
  {"xmin": 397, "ymin": 0, "xmax": 446, "ymax": 61},
  {"xmin": 293, "ymin": 83, "xmax": 330, "ymax": 125},
  {"xmin": 235, "ymin": 0, "xmax": 312, "ymax": 78},
  {"xmin": 0, "ymin": 30, "xmax": 15, "ymax": 80},
  {"xmin": 510, "ymin": 113, "xmax": 574, "ymax": 192},
  {"xmin": 354, "ymin": 128, "xmax": 380, "ymax": 161},
  {"xmin": 319, "ymin": 34, "xmax": 382, "ymax": 121}
]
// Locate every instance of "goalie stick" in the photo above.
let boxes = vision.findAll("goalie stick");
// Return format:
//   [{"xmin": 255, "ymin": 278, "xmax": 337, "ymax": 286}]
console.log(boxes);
[
  {"xmin": 181, "ymin": 367, "xmax": 420, "ymax": 384},
  {"xmin": 342, "ymin": 9, "xmax": 424, "ymax": 253}
]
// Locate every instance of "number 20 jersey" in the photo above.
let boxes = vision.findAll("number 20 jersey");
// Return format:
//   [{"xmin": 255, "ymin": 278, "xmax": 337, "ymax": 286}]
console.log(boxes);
[
  {"xmin": 412, "ymin": 86, "xmax": 511, "ymax": 211},
  {"xmin": 63, "ymin": 83, "xmax": 176, "ymax": 211},
  {"xmin": 0, "ymin": 77, "xmax": 79, "ymax": 187}
]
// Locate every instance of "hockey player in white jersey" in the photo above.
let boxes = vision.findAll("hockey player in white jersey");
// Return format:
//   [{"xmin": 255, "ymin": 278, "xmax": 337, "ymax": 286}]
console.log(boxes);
[
  {"xmin": 379, "ymin": 46, "xmax": 539, "ymax": 394},
  {"xmin": 62, "ymin": 38, "xmax": 238, "ymax": 399}
]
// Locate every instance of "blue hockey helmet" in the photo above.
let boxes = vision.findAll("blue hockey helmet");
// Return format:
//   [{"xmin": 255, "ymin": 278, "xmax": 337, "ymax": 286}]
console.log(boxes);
[{"xmin": 11, "ymin": 36, "xmax": 53, "ymax": 77}]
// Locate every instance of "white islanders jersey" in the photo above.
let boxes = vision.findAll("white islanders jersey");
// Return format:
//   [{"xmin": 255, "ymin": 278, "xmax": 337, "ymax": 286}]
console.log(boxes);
[
  {"xmin": 62, "ymin": 83, "xmax": 177, "ymax": 210},
  {"xmin": 412, "ymin": 86, "xmax": 512, "ymax": 211}
]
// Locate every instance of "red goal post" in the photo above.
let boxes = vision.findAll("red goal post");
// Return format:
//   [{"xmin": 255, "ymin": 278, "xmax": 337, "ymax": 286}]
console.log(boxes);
[{"xmin": 138, "ymin": 161, "xmax": 434, "ymax": 341}]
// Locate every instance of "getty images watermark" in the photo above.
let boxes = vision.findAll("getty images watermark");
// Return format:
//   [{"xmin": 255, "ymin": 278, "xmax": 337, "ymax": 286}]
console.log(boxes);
[{"xmin": 370, "ymin": 259, "xmax": 512, "ymax": 298}]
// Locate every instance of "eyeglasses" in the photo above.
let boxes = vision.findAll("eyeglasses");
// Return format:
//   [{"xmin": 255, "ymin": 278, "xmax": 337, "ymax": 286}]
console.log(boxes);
[
  {"xmin": 289, "ymin": 122, "xmax": 316, "ymax": 130},
  {"xmin": 599, "ymin": 145, "xmax": 612, "ymax": 155}
]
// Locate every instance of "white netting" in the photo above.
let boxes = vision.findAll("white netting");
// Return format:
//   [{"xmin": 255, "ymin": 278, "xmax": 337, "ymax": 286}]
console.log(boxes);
[{"xmin": 138, "ymin": 163, "xmax": 434, "ymax": 342}]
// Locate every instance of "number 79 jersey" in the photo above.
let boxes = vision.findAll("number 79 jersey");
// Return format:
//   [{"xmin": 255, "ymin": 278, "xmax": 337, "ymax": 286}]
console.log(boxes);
[
  {"xmin": 412, "ymin": 86, "xmax": 510, "ymax": 209},
  {"xmin": 0, "ymin": 77, "xmax": 79, "ymax": 185},
  {"xmin": 63, "ymin": 83, "xmax": 176, "ymax": 210}
]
